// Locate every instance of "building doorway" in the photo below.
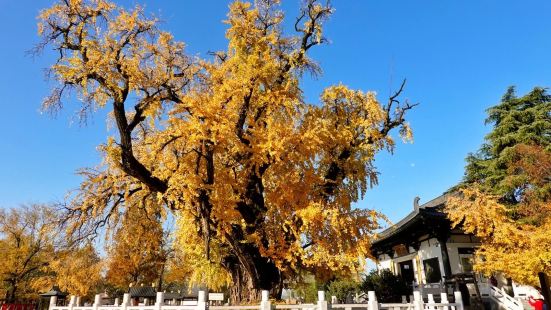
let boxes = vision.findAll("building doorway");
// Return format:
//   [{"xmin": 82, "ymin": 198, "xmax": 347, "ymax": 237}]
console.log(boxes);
[{"xmin": 399, "ymin": 260, "xmax": 415, "ymax": 285}]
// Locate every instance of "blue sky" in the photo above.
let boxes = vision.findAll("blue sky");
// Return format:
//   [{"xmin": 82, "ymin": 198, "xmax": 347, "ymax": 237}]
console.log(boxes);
[{"xmin": 0, "ymin": 0, "xmax": 550, "ymax": 224}]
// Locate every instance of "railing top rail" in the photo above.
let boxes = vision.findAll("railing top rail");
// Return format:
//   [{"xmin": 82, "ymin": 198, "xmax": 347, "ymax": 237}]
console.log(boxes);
[
  {"xmin": 273, "ymin": 305, "xmax": 317, "ymax": 309},
  {"xmin": 379, "ymin": 304, "xmax": 413, "ymax": 307},
  {"xmin": 490, "ymin": 286, "xmax": 522, "ymax": 307},
  {"xmin": 331, "ymin": 304, "xmax": 370, "ymax": 308}
]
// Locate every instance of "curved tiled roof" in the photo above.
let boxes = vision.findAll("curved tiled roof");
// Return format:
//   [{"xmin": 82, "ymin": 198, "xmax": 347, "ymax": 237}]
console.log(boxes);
[
  {"xmin": 371, "ymin": 194, "xmax": 450, "ymax": 249},
  {"xmin": 128, "ymin": 286, "xmax": 157, "ymax": 298}
]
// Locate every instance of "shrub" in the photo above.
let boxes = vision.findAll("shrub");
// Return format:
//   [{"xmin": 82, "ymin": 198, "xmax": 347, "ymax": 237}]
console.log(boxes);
[
  {"xmin": 360, "ymin": 269, "xmax": 411, "ymax": 302},
  {"xmin": 327, "ymin": 278, "xmax": 360, "ymax": 303}
]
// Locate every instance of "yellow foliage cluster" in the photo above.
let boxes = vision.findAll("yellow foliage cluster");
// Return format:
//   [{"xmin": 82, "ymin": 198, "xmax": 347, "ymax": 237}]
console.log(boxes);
[
  {"xmin": 0, "ymin": 206, "xmax": 102, "ymax": 301},
  {"xmin": 47, "ymin": 244, "xmax": 103, "ymax": 297},
  {"xmin": 105, "ymin": 208, "xmax": 168, "ymax": 291},
  {"xmin": 37, "ymin": 0, "xmax": 415, "ymax": 295},
  {"xmin": 172, "ymin": 211, "xmax": 232, "ymax": 291},
  {"xmin": 447, "ymin": 188, "xmax": 551, "ymax": 286},
  {"xmin": 0, "ymin": 206, "xmax": 57, "ymax": 301}
]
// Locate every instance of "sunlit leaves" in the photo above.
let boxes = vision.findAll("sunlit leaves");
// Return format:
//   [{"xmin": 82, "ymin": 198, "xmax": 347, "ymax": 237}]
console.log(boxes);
[
  {"xmin": 0, "ymin": 206, "xmax": 102, "ymax": 301},
  {"xmin": 105, "ymin": 208, "xmax": 168, "ymax": 290},
  {"xmin": 447, "ymin": 87, "xmax": 551, "ymax": 286},
  {"xmin": 38, "ymin": 0, "xmax": 415, "ymax": 293},
  {"xmin": 447, "ymin": 188, "xmax": 551, "ymax": 286}
]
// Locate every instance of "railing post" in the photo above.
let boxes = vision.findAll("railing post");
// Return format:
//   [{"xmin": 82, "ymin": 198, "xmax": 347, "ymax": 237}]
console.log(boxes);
[
  {"xmin": 317, "ymin": 291, "xmax": 328, "ymax": 310},
  {"xmin": 427, "ymin": 294, "xmax": 435, "ymax": 310},
  {"xmin": 68, "ymin": 295, "xmax": 76, "ymax": 310},
  {"xmin": 331, "ymin": 296, "xmax": 337, "ymax": 304},
  {"xmin": 453, "ymin": 292, "xmax": 463, "ymax": 310},
  {"xmin": 260, "ymin": 290, "xmax": 271, "ymax": 310},
  {"xmin": 93, "ymin": 294, "xmax": 101, "ymax": 310},
  {"xmin": 196, "ymin": 291, "xmax": 206, "ymax": 310},
  {"xmin": 440, "ymin": 293, "xmax": 449, "ymax": 310},
  {"xmin": 402, "ymin": 296, "xmax": 407, "ymax": 304},
  {"xmin": 49, "ymin": 296, "xmax": 58, "ymax": 310},
  {"xmin": 122, "ymin": 293, "xmax": 130, "ymax": 310},
  {"xmin": 368, "ymin": 291, "xmax": 378, "ymax": 310},
  {"xmin": 155, "ymin": 292, "xmax": 164, "ymax": 310},
  {"xmin": 413, "ymin": 291, "xmax": 423, "ymax": 310},
  {"xmin": 114, "ymin": 298, "xmax": 119, "ymax": 307}
]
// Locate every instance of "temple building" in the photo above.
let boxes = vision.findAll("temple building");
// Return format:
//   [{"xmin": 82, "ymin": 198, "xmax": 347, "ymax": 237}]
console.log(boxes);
[{"xmin": 370, "ymin": 195, "xmax": 536, "ymax": 304}]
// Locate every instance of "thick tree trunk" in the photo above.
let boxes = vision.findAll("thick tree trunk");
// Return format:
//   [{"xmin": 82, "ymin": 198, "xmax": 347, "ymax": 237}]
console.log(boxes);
[
  {"xmin": 217, "ymin": 163, "xmax": 284, "ymax": 303},
  {"xmin": 6, "ymin": 282, "xmax": 17, "ymax": 303},
  {"xmin": 223, "ymin": 236, "xmax": 282, "ymax": 303}
]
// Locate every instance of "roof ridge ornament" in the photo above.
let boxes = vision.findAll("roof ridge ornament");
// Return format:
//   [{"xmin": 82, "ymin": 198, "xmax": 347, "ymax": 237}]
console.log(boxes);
[{"xmin": 413, "ymin": 196, "xmax": 420, "ymax": 210}]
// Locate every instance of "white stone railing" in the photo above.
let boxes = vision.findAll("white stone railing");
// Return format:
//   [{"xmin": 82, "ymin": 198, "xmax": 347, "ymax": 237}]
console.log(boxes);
[
  {"xmin": 49, "ymin": 290, "xmax": 464, "ymax": 310},
  {"xmin": 489, "ymin": 286, "xmax": 523, "ymax": 310}
]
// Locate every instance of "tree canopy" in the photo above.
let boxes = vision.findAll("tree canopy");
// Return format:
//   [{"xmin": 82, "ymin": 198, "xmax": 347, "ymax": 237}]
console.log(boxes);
[
  {"xmin": 447, "ymin": 86, "xmax": 551, "ymax": 286},
  {"xmin": 37, "ymin": 0, "xmax": 415, "ymax": 301},
  {"xmin": 0, "ymin": 205, "xmax": 58, "ymax": 302},
  {"xmin": 0, "ymin": 205, "xmax": 102, "ymax": 302},
  {"xmin": 105, "ymin": 208, "xmax": 170, "ymax": 292}
]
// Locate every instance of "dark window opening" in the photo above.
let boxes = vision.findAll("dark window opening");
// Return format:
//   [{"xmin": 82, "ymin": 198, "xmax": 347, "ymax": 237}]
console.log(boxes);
[
  {"xmin": 458, "ymin": 247, "xmax": 475, "ymax": 255},
  {"xmin": 399, "ymin": 260, "xmax": 415, "ymax": 285},
  {"xmin": 423, "ymin": 257, "xmax": 442, "ymax": 283}
]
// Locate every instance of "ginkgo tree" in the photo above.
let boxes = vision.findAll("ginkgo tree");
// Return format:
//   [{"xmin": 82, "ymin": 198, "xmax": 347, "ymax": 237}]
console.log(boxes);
[
  {"xmin": 0, "ymin": 205, "xmax": 58, "ymax": 303},
  {"xmin": 105, "ymin": 207, "xmax": 171, "ymax": 292},
  {"xmin": 37, "ymin": 0, "xmax": 416, "ymax": 301},
  {"xmin": 46, "ymin": 244, "xmax": 103, "ymax": 299},
  {"xmin": 0, "ymin": 205, "xmax": 103, "ymax": 302}
]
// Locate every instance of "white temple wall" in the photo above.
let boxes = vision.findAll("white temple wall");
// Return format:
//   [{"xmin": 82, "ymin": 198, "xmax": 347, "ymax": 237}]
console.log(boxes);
[
  {"xmin": 376, "ymin": 254, "xmax": 393, "ymax": 270},
  {"xmin": 376, "ymin": 238, "xmax": 448, "ymax": 284},
  {"xmin": 417, "ymin": 238, "xmax": 445, "ymax": 283},
  {"xmin": 445, "ymin": 242, "xmax": 476, "ymax": 275}
]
